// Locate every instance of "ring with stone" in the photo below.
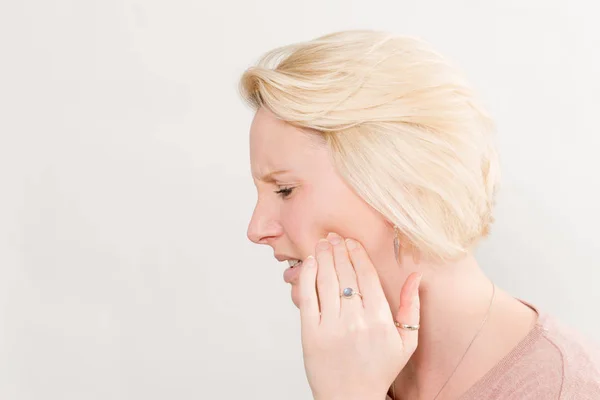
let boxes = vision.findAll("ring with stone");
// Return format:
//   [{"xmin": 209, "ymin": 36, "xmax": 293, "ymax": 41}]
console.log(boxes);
[{"xmin": 340, "ymin": 287, "xmax": 362, "ymax": 299}]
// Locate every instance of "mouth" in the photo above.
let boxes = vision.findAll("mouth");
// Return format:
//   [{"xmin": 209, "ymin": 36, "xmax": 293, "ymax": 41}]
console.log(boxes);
[{"xmin": 283, "ymin": 259, "xmax": 303, "ymax": 284}]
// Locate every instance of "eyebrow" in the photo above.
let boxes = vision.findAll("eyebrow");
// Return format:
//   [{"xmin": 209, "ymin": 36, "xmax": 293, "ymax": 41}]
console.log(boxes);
[{"xmin": 255, "ymin": 169, "xmax": 292, "ymax": 183}]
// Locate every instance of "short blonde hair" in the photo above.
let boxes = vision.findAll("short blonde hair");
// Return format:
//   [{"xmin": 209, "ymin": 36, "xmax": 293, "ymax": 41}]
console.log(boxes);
[{"xmin": 239, "ymin": 30, "xmax": 500, "ymax": 261}]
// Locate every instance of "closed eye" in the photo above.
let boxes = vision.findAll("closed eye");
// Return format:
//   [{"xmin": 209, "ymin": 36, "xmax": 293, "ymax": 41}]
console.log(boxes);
[{"xmin": 274, "ymin": 186, "xmax": 295, "ymax": 199}]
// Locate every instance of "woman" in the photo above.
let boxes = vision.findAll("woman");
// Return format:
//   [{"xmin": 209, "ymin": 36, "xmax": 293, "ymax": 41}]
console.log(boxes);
[{"xmin": 239, "ymin": 30, "xmax": 600, "ymax": 399}]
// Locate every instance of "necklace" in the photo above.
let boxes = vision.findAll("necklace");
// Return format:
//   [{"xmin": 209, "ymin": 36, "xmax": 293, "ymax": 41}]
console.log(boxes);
[{"xmin": 390, "ymin": 282, "xmax": 496, "ymax": 400}]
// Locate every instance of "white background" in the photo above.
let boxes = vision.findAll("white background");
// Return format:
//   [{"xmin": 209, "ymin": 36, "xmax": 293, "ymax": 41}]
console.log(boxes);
[{"xmin": 0, "ymin": 1, "xmax": 599, "ymax": 399}]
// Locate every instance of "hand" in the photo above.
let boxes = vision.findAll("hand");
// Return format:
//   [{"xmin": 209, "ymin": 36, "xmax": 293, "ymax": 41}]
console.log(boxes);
[{"xmin": 297, "ymin": 232, "xmax": 421, "ymax": 400}]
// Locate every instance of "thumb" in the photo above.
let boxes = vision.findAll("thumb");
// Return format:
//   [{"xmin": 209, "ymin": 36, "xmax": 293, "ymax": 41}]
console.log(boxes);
[{"xmin": 394, "ymin": 272, "xmax": 422, "ymax": 347}]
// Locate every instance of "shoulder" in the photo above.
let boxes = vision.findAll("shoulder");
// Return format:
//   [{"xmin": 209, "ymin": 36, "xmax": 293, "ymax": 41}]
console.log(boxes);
[
  {"xmin": 461, "ymin": 307, "xmax": 600, "ymax": 400},
  {"xmin": 541, "ymin": 315, "xmax": 600, "ymax": 399}
]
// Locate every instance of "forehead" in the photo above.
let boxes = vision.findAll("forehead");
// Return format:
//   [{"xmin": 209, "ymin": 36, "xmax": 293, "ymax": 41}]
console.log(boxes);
[{"xmin": 249, "ymin": 107, "xmax": 325, "ymax": 180}]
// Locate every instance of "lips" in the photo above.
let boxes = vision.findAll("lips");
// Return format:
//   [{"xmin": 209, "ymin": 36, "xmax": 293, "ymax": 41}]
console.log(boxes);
[{"xmin": 283, "ymin": 260, "xmax": 303, "ymax": 284}]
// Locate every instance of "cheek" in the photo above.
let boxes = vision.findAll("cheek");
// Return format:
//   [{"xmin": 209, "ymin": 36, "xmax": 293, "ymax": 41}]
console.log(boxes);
[
  {"xmin": 318, "ymin": 184, "xmax": 392, "ymax": 262},
  {"xmin": 280, "ymin": 194, "xmax": 330, "ymax": 255}
]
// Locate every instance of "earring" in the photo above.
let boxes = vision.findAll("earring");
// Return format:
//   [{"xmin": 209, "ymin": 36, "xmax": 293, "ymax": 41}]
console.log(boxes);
[{"xmin": 393, "ymin": 225, "xmax": 400, "ymax": 260}]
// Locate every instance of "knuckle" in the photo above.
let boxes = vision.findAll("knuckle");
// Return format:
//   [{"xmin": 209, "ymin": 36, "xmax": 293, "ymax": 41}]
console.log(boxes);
[{"xmin": 347, "ymin": 318, "xmax": 368, "ymax": 333}]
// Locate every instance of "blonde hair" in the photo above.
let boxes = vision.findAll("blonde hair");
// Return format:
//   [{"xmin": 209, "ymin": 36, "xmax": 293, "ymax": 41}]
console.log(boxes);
[{"xmin": 239, "ymin": 30, "xmax": 500, "ymax": 261}]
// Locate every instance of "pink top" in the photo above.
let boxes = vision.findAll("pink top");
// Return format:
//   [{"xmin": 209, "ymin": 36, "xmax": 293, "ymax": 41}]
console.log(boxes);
[
  {"xmin": 459, "ymin": 304, "xmax": 600, "ymax": 399},
  {"xmin": 388, "ymin": 303, "xmax": 600, "ymax": 399}
]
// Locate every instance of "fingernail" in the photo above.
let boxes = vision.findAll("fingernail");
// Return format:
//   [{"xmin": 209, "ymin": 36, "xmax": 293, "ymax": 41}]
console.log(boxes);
[
  {"xmin": 327, "ymin": 232, "xmax": 341, "ymax": 245},
  {"xmin": 345, "ymin": 238, "xmax": 357, "ymax": 250},
  {"xmin": 317, "ymin": 239, "xmax": 330, "ymax": 251},
  {"xmin": 304, "ymin": 255, "xmax": 315, "ymax": 267}
]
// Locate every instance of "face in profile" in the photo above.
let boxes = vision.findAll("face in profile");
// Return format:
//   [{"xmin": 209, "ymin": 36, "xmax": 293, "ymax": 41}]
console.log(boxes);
[{"xmin": 247, "ymin": 107, "xmax": 394, "ymax": 308}]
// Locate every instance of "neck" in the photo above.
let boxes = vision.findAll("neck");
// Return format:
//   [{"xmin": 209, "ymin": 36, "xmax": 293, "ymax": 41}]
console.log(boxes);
[{"xmin": 378, "ymin": 250, "xmax": 537, "ymax": 400}]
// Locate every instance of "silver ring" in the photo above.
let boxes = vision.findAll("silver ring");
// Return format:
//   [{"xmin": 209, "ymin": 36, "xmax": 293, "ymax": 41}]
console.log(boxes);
[
  {"xmin": 340, "ymin": 287, "xmax": 362, "ymax": 299},
  {"xmin": 395, "ymin": 321, "xmax": 420, "ymax": 330}
]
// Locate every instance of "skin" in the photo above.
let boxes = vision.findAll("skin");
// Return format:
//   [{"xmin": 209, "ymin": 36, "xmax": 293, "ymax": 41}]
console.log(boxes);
[
  {"xmin": 247, "ymin": 106, "xmax": 397, "ymax": 310},
  {"xmin": 248, "ymin": 107, "xmax": 538, "ymax": 399},
  {"xmin": 298, "ymin": 233, "xmax": 422, "ymax": 399}
]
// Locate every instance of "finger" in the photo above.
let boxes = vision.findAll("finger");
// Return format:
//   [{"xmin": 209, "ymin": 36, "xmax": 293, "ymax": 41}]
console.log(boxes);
[
  {"xmin": 315, "ymin": 238, "xmax": 340, "ymax": 319},
  {"xmin": 298, "ymin": 255, "xmax": 320, "ymax": 328},
  {"xmin": 327, "ymin": 232, "xmax": 363, "ymax": 315},
  {"xmin": 394, "ymin": 272, "xmax": 422, "ymax": 349},
  {"xmin": 345, "ymin": 238, "xmax": 388, "ymax": 312}
]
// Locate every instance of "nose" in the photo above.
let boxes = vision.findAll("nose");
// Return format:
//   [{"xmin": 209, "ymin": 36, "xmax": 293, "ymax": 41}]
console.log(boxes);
[{"xmin": 247, "ymin": 201, "xmax": 283, "ymax": 245}]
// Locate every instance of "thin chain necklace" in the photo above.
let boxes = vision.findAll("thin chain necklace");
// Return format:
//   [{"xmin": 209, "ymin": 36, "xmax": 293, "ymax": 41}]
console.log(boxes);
[{"xmin": 390, "ymin": 283, "xmax": 496, "ymax": 400}]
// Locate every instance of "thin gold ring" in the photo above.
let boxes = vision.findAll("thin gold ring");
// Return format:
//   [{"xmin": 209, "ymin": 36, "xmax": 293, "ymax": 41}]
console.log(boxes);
[{"xmin": 395, "ymin": 321, "xmax": 420, "ymax": 330}]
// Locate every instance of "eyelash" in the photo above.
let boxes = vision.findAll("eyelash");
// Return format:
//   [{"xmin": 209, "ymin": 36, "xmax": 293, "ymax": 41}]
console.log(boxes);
[{"xmin": 274, "ymin": 186, "xmax": 295, "ymax": 199}]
